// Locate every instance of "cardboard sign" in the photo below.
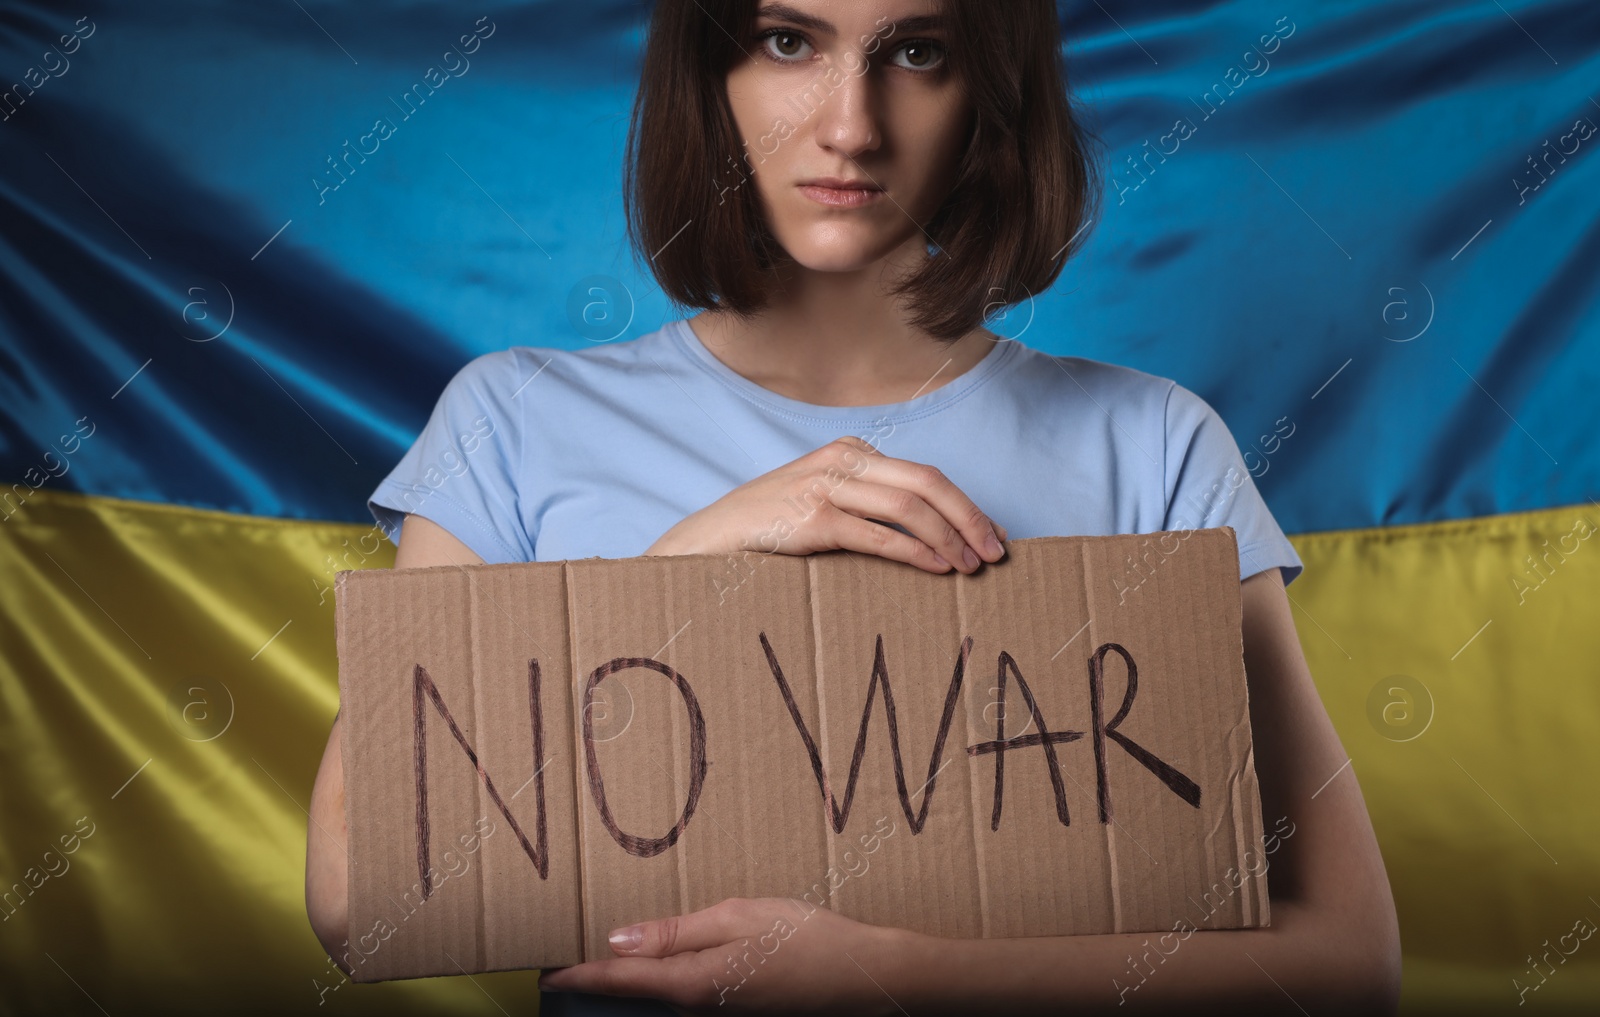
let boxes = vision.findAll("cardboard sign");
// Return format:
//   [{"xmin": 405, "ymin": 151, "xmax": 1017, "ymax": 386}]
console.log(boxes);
[{"xmin": 334, "ymin": 528, "xmax": 1269, "ymax": 982}]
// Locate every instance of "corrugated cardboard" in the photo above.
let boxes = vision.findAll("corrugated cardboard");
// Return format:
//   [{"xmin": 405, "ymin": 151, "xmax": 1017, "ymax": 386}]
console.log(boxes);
[{"xmin": 333, "ymin": 527, "xmax": 1268, "ymax": 982}]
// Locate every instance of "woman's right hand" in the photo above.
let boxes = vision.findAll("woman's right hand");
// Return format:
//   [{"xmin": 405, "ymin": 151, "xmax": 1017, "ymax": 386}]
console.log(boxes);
[{"xmin": 644, "ymin": 436, "xmax": 1008, "ymax": 574}]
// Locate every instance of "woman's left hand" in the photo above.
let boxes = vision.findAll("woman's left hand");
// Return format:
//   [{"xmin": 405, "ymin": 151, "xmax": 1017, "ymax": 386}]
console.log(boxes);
[{"xmin": 536, "ymin": 897, "xmax": 909, "ymax": 1016}]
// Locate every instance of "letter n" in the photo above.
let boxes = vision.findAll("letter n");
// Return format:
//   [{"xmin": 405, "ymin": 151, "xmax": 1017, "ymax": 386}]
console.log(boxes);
[{"xmin": 413, "ymin": 660, "xmax": 550, "ymax": 895}]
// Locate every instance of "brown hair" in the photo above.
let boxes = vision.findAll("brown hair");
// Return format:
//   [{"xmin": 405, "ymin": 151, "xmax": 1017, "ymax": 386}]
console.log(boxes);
[{"xmin": 623, "ymin": 0, "xmax": 1101, "ymax": 344}]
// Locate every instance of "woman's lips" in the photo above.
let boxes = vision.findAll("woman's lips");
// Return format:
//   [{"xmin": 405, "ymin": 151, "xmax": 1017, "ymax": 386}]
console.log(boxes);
[{"xmin": 798, "ymin": 184, "xmax": 884, "ymax": 208}]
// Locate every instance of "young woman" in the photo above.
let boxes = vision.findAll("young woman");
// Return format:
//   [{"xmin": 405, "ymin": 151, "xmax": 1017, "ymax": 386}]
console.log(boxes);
[{"xmin": 307, "ymin": 1, "xmax": 1401, "ymax": 1013}]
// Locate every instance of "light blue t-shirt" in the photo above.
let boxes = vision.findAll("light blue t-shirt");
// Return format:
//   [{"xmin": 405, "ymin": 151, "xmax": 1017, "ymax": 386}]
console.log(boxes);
[{"xmin": 368, "ymin": 317, "xmax": 1303, "ymax": 588}]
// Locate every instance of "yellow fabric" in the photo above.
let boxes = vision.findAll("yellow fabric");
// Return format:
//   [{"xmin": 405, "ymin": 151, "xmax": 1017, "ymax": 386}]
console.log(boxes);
[
  {"xmin": 2, "ymin": 488, "xmax": 1597, "ymax": 1013},
  {"xmin": 0, "ymin": 489, "xmax": 538, "ymax": 1014},
  {"xmin": 1287, "ymin": 505, "xmax": 1600, "ymax": 1013}
]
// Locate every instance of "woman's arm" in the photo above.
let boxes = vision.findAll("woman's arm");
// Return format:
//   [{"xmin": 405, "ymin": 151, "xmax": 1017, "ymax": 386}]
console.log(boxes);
[
  {"xmin": 877, "ymin": 565, "xmax": 1402, "ymax": 1014},
  {"xmin": 304, "ymin": 514, "xmax": 486, "ymax": 972},
  {"xmin": 540, "ymin": 567, "xmax": 1402, "ymax": 1015}
]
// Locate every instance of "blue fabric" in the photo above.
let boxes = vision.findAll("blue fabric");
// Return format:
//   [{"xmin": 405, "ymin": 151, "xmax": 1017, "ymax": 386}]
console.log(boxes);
[
  {"xmin": 369, "ymin": 318, "xmax": 1304, "ymax": 586},
  {"xmin": 2, "ymin": 1, "xmax": 1596, "ymax": 537}
]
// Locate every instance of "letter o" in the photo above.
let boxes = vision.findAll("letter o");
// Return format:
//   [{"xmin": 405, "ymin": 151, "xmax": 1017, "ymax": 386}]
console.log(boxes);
[{"xmin": 583, "ymin": 657, "xmax": 708, "ymax": 858}]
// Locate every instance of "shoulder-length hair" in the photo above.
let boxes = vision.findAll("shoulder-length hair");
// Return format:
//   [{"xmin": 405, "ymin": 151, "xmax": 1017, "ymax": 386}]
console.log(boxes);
[{"xmin": 623, "ymin": 0, "xmax": 1101, "ymax": 344}]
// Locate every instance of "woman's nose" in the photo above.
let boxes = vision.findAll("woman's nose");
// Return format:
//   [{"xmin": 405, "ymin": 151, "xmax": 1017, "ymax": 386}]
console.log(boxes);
[{"xmin": 812, "ymin": 58, "xmax": 881, "ymax": 158}]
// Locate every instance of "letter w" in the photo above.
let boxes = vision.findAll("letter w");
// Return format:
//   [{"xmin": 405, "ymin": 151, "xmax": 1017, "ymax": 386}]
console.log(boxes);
[
  {"xmin": 413, "ymin": 661, "xmax": 550, "ymax": 893},
  {"xmin": 759, "ymin": 632, "xmax": 972, "ymax": 834}
]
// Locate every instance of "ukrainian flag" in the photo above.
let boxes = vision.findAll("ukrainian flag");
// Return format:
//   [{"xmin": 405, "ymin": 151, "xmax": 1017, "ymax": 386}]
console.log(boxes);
[{"xmin": 2, "ymin": 2, "xmax": 1595, "ymax": 1013}]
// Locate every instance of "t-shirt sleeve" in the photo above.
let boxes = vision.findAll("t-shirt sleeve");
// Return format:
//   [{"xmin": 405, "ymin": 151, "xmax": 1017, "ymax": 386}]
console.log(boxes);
[
  {"xmin": 1161, "ymin": 381, "xmax": 1304, "ymax": 586},
  {"xmin": 367, "ymin": 350, "xmax": 533, "ymax": 564}
]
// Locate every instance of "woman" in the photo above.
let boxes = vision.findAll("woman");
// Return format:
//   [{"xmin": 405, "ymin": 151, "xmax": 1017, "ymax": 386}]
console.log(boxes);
[{"xmin": 306, "ymin": 0, "xmax": 1402, "ymax": 1013}]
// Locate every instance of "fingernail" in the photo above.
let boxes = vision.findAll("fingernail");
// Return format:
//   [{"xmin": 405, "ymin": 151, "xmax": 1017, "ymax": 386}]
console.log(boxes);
[
  {"xmin": 608, "ymin": 925, "xmax": 643, "ymax": 952},
  {"xmin": 962, "ymin": 546, "xmax": 980, "ymax": 571},
  {"xmin": 932, "ymin": 553, "xmax": 952, "ymax": 569},
  {"xmin": 984, "ymin": 530, "xmax": 1004, "ymax": 559}
]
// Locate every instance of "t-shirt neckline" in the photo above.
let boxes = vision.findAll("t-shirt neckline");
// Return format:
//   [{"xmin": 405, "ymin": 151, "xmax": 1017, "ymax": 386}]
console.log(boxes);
[{"xmin": 668, "ymin": 317, "xmax": 1021, "ymax": 425}]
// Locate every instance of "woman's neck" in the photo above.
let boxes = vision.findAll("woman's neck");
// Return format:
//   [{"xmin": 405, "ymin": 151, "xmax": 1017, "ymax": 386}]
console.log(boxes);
[{"xmin": 686, "ymin": 251, "xmax": 998, "ymax": 408}]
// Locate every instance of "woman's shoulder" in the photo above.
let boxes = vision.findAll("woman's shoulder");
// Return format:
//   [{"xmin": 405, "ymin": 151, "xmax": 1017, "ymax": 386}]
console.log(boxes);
[
  {"xmin": 994, "ymin": 342, "xmax": 1252, "ymax": 458},
  {"xmin": 1000, "ymin": 340, "xmax": 1182, "ymax": 417},
  {"xmin": 445, "ymin": 321, "xmax": 682, "ymax": 398}
]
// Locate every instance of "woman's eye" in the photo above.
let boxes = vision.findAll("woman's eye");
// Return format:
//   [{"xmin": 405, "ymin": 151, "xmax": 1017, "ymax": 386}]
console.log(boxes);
[
  {"xmin": 757, "ymin": 29, "xmax": 813, "ymax": 63},
  {"xmin": 891, "ymin": 39, "xmax": 947, "ymax": 72}
]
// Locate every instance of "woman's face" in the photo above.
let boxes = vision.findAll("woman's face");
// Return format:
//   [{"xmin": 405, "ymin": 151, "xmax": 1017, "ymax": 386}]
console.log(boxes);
[{"xmin": 723, "ymin": 0, "xmax": 972, "ymax": 274}]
